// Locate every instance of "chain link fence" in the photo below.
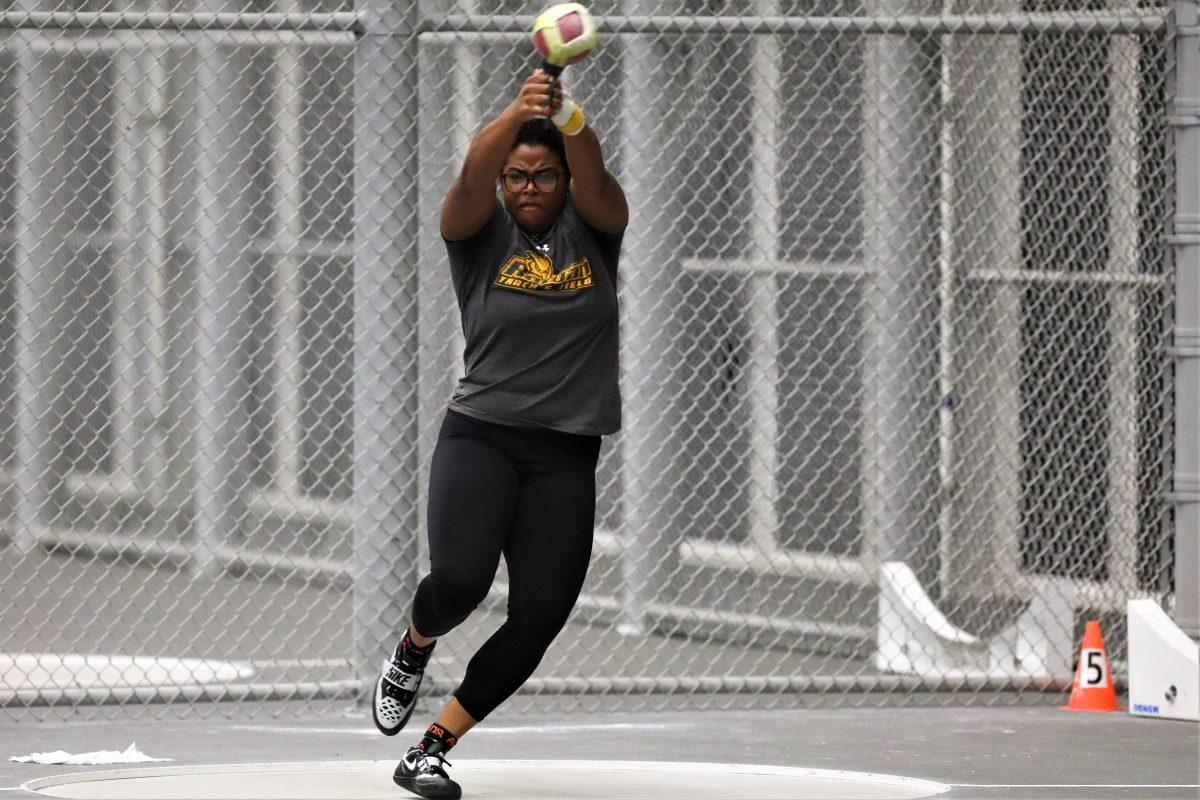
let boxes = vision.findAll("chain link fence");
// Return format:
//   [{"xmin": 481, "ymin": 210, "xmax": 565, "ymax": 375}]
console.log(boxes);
[{"xmin": 0, "ymin": 0, "xmax": 1184, "ymax": 720}]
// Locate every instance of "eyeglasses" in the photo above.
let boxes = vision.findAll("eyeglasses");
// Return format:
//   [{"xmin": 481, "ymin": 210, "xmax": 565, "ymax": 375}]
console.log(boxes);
[{"xmin": 501, "ymin": 169, "xmax": 561, "ymax": 193}]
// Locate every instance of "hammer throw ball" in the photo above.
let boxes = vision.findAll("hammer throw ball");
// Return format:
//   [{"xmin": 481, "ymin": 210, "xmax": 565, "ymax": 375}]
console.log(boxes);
[{"xmin": 532, "ymin": 3, "xmax": 598, "ymax": 70}]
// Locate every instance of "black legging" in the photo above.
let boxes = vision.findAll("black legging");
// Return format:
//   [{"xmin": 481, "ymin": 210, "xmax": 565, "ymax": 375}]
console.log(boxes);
[{"xmin": 410, "ymin": 408, "xmax": 602, "ymax": 722}]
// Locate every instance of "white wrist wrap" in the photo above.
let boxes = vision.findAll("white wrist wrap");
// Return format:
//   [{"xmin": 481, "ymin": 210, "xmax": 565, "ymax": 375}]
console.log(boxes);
[{"xmin": 551, "ymin": 97, "xmax": 586, "ymax": 136}]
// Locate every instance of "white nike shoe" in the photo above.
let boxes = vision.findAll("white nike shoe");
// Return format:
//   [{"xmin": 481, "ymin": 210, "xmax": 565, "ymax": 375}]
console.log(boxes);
[{"xmin": 372, "ymin": 640, "xmax": 433, "ymax": 736}]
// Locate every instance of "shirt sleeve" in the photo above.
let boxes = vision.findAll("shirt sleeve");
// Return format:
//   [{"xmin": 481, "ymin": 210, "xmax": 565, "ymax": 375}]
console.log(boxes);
[
  {"xmin": 443, "ymin": 197, "xmax": 506, "ymax": 296},
  {"xmin": 568, "ymin": 200, "xmax": 624, "ymax": 284}
]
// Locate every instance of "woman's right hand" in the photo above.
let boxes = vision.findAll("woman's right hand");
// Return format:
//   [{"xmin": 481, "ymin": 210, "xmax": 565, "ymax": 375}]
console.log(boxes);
[{"xmin": 504, "ymin": 70, "xmax": 564, "ymax": 124}]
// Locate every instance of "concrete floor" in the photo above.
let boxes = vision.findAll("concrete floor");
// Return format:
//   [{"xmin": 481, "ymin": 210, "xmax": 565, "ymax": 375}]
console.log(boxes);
[{"xmin": 0, "ymin": 704, "xmax": 1195, "ymax": 799}]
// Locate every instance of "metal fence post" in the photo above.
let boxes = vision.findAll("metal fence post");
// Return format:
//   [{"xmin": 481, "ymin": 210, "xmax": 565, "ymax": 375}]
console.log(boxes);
[
  {"xmin": 112, "ymin": 35, "xmax": 171, "ymax": 505},
  {"xmin": 1171, "ymin": 0, "xmax": 1200, "ymax": 638},
  {"xmin": 10, "ymin": 27, "xmax": 64, "ymax": 554},
  {"xmin": 194, "ymin": 24, "xmax": 254, "ymax": 574},
  {"xmin": 353, "ymin": 0, "xmax": 422, "ymax": 699},
  {"xmin": 415, "ymin": 0, "xmax": 476, "ymax": 564},
  {"xmin": 1105, "ymin": 0, "xmax": 1144, "ymax": 600},
  {"xmin": 269, "ymin": 0, "xmax": 307, "ymax": 501},
  {"xmin": 747, "ymin": 0, "xmax": 782, "ymax": 558},
  {"xmin": 861, "ymin": 0, "xmax": 941, "ymax": 574},
  {"xmin": 617, "ymin": 9, "xmax": 686, "ymax": 635},
  {"xmin": 935, "ymin": 5, "xmax": 1025, "ymax": 599}
]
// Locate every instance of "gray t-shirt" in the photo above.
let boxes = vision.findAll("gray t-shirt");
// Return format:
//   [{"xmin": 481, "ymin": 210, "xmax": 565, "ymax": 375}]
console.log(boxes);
[{"xmin": 444, "ymin": 196, "xmax": 623, "ymax": 435}]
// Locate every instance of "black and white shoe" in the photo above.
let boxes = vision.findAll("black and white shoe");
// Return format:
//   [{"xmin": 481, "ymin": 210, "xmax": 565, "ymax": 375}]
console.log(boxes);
[
  {"xmin": 372, "ymin": 640, "xmax": 433, "ymax": 736},
  {"xmin": 393, "ymin": 744, "xmax": 461, "ymax": 799}
]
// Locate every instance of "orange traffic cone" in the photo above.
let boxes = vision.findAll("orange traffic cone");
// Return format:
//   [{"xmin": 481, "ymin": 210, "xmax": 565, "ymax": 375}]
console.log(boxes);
[{"xmin": 1060, "ymin": 620, "xmax": 1124, "ymax": 712}]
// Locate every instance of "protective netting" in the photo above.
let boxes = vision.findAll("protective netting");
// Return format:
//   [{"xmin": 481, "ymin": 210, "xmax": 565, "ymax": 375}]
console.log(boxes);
[{"xmin": 0, "ymin": 0, "xmax": 1177, "ymax": 720}]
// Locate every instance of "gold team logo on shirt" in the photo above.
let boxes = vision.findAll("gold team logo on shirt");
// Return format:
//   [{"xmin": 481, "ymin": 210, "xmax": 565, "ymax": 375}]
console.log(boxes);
[{"xmin": 496, "ymin": 251, "xmax": 593, "ymax": 293}]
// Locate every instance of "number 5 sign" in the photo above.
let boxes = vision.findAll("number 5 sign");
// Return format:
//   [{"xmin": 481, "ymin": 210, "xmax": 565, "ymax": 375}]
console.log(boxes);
[
  {"xmin": 1061, "ymin": 620, "xmax": 1123, "ymax": 712},
  {"xmin": 1080, "ymin": 648, "xmax": 1109, "ymax": 688}
]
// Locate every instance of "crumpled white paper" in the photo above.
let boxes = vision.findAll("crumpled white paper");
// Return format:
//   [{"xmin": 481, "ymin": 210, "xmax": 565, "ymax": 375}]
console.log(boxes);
[{"xmin": 10, "ymin": 742, "xmax": 172, "ymax": 765}]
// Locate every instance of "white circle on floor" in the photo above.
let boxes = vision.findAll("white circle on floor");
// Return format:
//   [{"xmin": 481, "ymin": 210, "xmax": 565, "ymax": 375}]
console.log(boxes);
[{"xmin": 24, "ymin": 759, "xmax": 952, "ymax": 799}]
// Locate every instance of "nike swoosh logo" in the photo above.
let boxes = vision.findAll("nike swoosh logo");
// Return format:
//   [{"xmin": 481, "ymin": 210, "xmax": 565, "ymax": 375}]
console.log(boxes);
[{"xmin": 386, "ymin": 674, "xmax": 416, "ymax": 691}]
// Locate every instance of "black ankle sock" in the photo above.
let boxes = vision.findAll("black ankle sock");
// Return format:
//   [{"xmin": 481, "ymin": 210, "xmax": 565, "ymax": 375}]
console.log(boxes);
[
  {"xmin": 416, "ymin": 722, "xmax": 458, "ymax": 754},
  {"xmin": 398, "ymin": 629, "xmax": 435, "ymax": 661}
]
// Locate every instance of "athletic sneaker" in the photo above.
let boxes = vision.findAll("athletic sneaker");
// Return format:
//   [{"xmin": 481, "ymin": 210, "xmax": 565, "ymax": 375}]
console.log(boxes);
[
  {"xmin": 372, "ymin": 639, "xmax": 434, "ymax": 736},
  {"xmin": 393, "ymin": 744, "xmax": 461, "ymax": 799}
]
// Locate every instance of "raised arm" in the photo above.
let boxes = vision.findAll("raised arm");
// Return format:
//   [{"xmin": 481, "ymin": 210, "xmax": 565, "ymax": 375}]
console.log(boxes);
[
  {"xmin": 440, "ymin": 71, "xmax": 564, "ymax": 241},
  {"xmin": 563, "ymin": 124, "xmax": 628, "ymax": 235}
]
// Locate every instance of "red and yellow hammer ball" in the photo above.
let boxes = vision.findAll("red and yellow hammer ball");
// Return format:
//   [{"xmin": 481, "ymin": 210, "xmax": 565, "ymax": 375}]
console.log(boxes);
[{"xmin": 532, "ymin": 3, "xmax": 598, "ymax": 67}]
